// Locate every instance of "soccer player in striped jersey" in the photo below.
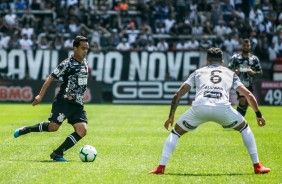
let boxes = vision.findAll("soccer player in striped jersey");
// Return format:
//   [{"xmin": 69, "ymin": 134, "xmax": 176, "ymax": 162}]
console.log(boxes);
[
  {"xmin": 149, "ymin": 47, "xmax": 270, "ymax": 174},
  {"xmin": 228, "ymin": 39, "xmax": 263, "ymax": 116},
  {"xmin": 14, "ymin": 36, "xmax": 90, "ymax": 162}
]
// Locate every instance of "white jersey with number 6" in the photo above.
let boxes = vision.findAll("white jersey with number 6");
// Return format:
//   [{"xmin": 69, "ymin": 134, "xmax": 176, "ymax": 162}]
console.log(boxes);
[{"xmin": 185, "ymin": 64, "xmax": 243, "ymax": 106}]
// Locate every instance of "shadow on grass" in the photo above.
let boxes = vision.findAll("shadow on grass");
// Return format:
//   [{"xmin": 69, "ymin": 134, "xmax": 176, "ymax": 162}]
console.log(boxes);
[{"xmin": 165, "ymin": 172, "xmax": 253, "ymax": 176}]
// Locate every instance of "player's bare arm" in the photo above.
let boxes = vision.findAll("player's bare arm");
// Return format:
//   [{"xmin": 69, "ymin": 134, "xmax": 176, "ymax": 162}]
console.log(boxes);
[
  {"xmin": 164, "ymin": 83, "xmax": 191, "ymax": 130},
  {"xmin": 32, "ymin": 75, "xmax": 55, "ymax": 106},
  {"xmin": 236, "ymin": 85, "xmax": 266, "ymax": 126},
  {"xmin": 247, "ymin": 68, "xmax": 263, "ymax": 76}
]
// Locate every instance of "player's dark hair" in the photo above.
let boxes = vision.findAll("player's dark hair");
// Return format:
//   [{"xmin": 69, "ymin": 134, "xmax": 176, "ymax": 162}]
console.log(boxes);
[
  {"xmin": 242, "ymin": 39, "xmax": 250, "ymax": 44},
  {"xmin": 73, "ymin": 36, "xmax": 88, "ymax": 48},
  {"xmin": 207, "ymin": 47, "xmax": 223, "ymax": 62}
]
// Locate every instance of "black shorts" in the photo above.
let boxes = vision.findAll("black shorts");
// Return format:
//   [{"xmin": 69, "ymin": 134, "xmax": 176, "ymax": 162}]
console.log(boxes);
[
  {"xmin": 48, "ymin": 98, "xmax": 88, "ymax": 125},
  {"xmin": 236, "ymin": 85, "xmax": 253, "ymax": 99}
]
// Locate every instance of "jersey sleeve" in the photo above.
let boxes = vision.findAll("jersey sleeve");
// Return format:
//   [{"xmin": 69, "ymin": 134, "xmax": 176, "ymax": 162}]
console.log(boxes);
[
  {"xmin": 233, "ymin": 73, "xmax": 243, "ymax": 89},
  {"xmin": 228, "ymin": 55, "xmax": 236, "ymax": 70},
  {"xmin": 253, "ymin": 55, "xmax": 262, "ymax": 72},
  {"xmin": 184, "ymin": 71, "xmax": 196, "ymax": 88},
  {"xmin": 51, "ymin": 60, "xmax": 69, "ymax": 79}
]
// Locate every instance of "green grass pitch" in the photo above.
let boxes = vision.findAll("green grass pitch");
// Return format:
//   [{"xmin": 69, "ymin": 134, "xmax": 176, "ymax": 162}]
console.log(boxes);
[{"xmin": 0, "ymin": 104, "xmax": 281, "ymax": 184}]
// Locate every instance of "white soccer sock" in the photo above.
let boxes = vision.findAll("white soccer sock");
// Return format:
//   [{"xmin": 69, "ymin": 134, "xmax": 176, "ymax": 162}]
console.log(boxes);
[
  {"xmin": 240, "ymin": 125, "xmax": 259, "ymax": 164},
  {"xmin": 159, "ymin": 131, "xmax": 180, "ymax": 165}
]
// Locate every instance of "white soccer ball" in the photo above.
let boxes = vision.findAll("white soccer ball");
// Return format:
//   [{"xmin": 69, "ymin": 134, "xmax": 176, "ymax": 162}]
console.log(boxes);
[{"xmin": 79, "ymin": 145, "xmax": 97, "ymax": 162}]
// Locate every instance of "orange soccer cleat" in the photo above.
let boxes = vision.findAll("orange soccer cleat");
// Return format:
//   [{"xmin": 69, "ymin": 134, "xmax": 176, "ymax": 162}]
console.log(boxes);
[
  {"xmin": 254, "ymin": 163, "xmax": 270, "ymax": 174},
  {"xmin": 149, "ymin": 165, "xmax": 165, "ymax": 174}
]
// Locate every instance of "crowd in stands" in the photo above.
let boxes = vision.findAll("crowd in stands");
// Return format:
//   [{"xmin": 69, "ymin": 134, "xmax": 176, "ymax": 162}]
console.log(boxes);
[{"xmin": 0, "ymin": 0, "xmax": 282, "ymax": 64}]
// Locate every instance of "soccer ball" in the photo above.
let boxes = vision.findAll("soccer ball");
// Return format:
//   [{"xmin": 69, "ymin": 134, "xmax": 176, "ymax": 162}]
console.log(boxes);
[{"xmin": 79, "ymin": 145, "xmax": 97, "ymax": 162}]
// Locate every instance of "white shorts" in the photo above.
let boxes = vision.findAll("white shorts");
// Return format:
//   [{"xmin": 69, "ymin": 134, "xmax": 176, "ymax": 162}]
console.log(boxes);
[{"xmin": 176, "ymin": 105, "xmax": 245, "ymax": 131}]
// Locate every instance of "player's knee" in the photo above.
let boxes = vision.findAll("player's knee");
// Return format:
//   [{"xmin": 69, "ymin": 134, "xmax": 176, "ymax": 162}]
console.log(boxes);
[
  {"xmin": 77, "ymin": 128, "xmax": 87, "ymax": 137},
  {"xmin": 174, "ymin": 124, "xmax": 188, "ymax": 136},
  {"xmin": 48, "ymin": 122, "xmax": 60, "ymax": 132},
  {"xmin": 234, "ymin": 120, "xmax": 247, "ymax": 132}
]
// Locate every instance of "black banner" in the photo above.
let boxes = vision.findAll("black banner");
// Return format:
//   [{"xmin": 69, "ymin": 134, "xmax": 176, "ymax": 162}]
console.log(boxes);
[
  {"xmin": 0, "ymin": 80, "xmax": 103, "ymax": 104},
  {"xmin": 253, "ymin": 81, "xmax": 282, "ymax": 105}
]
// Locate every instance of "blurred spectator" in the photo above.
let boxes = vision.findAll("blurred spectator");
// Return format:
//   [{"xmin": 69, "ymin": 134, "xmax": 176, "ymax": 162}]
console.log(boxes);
[
  {"xmin": 118, "ymin": 0, "xmax": 129, "ymax": 17},
  {"xmin": 0, "ymin": 32, "xmax": 11, "ymax": 49},
  {"xmin": 268, "ymin": 42, "xmax": 279, "ymax": 61},
  {"xmin": 203, "ymin": 21, "xmax": 213, "ymax": 35},
  {"xmin": 156, "ymin": 39, "xmax": 169, "ymax": 51},
  {"xmin": 139, "ymin": 21, "xmax": 152, "ymax": 35},
  {"xmin": 54, "ymin": 18, "xmax": 67, "ymax": 33},
  {"xmin": 175, "ymin": 40, "xmax": 188, "ymax": 50},
  {"xmin": 174, "ymin": 0, "xmax": 189, "ymax": 21},
  {"xmin": 116, "ymin": 37, "xmax": 131, "ymax": 51},
  {"xmin": 108, "ymin": 28, "xmax": 121, "ymax": 49},
  {"xmin": 154, "ymin": 1, "xmax": 171, "ymax": 28},
  {"xmin": 191, "ymin": 23, "xmax": 203, "ymax": 36},
  {"xmin": 63, "ymin": 37, "xmax": 73, "ymax": 50},
  {"xmin": 197, "ymin": 0, "xmax": 212, "ymax": 12},
  {"xmin": 213, "ymin": 20, "xmax": 228, "ymax": 38},
  {"xmin": 177, "ymin": 22, "xmax": 192, "ymax": 35},
  {"xmin": 124, "ymin": 21, "xmax": 140, "ymax": 44},
  {"xmin": 223, "ymin": 35, "xmax": 238, "ymax": 57},
  {"xmin": 67, "ymin": 0, "xmax": 79, "ymax": 8},
  {"xmin": 164, "ymin": 14, "xmax": 176, "ymax": 34},
  {"xmin": 37, "ymin": 36, "xmax": 51, "ymax": 49},
  {"xmin": 232, "ymin": 6, "xmax": 245, "ymax": 21},
  {"xmin": 99, "ymin": 0, "xmax": 111, "ymax": 26},
  {"xmin": 19, "ymin": 34, "xmax": 33, "ymax": 50},
  {"xmin": 21, "ymin": 23, "xmax": 34, "ymax": 39},
  {"xmin": 145, "ymin": 40, "xmax": 157, "ymax": 51},
  {"xmin": 186, "ymin": 36, "xmax": 199, "ymax": 50},
  {"xmin": 19, "ymin": 8, "xmax": 39, "ymax": 29},
  {"xmin": 81, "ymin": 23, "xmax": 111, "ymax": 46},
  {"xmin": 249, "ymin": 5, "xmax": 264, "ymax": 27},
  {"xmin": 68, "ymin": 18, "xmax": 81, "ymax": 35},
  {"xmin": 91, "ymin": 41, "xmax": 101, "ymax": 52},
  {"xmin": 264, "ymin": 4, "xmax": 277, "ymax": 24},
  {"xmin": 212, "ymin": 36, "xmax": 224, "ymax": 49},
  {"xmin": 15, "ymin": 0, "xmax": 27, "ymax": 11},
  {"xmin": 8, "ymin": 31, "xmax": 21, "ymax": 49},
  {"xmin": 155, "ymin": 22, "xmax": 166, "ymax": 34},
  {"xmin": 277, "ymin": 38, "xmax": 282, "ymax": 56},
  {"xmin": 199, "ymin": 35, "xmax": 212, "ymax": 50},
  {"xmin": 30, "ymin": 0, "xmax": 41, "ymax": 10},
  {"xmin": 52, "ymin": 34, "xmax": 65, "ymax": 50},
  {"xmin": 221, "ymin": 0, "xmax": 235, "ymax": 22},
  {"xmin": 3, "ymin": 9, "xmax": 20, "ymax": 32},
  {"xmin": 81, "ymin": 0, "xmax": 95, "ymax": 11},
  {"xmin": 0, "ymin": 0, "xmax": 10, "ymax": 10}
]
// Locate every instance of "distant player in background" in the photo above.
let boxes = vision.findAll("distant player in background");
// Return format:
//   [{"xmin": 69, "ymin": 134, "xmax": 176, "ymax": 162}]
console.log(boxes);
[
  {"xmin": 149, "ymin": 47, "xmax": 270, "ymax": 174},
  {"xmin": 228, "ymin": 39, "xmax": 263, "ymax": 116},
  {"xmin": 14, "ymin": 36, "xmax": 90, "ymax": 162}
]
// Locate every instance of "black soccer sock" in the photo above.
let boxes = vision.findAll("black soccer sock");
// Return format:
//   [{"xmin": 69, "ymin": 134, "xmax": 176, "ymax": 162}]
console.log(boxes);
[
  {"xmin": 54, "ymin": 132, "xmax": 82, "ymax": 155},
  {"xmin": 28, "ymin": 122, "xmax": 50, "ymax": 132},
  {"xmin": 237, "ymin": 105, "xmax": 247, "ymax": 117}
]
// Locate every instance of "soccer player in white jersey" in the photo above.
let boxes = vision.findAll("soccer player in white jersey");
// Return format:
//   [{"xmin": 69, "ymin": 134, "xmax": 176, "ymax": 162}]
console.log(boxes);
[{"xmin": 149, "ymin": 47, "xmax": 270, "ymax": 174}]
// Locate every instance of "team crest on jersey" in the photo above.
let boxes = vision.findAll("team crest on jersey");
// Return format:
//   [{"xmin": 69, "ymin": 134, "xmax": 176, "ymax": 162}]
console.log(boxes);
[
  {"xmin": 57, "ymin": 113, "xmax": 65, "ymax": 122},
  {"xmin": 53, "ymin": 68, "xmax": 60, "ymax": 75}
]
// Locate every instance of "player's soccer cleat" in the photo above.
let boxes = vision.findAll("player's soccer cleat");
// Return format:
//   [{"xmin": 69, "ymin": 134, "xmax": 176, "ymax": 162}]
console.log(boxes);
[
  {"xmin": 149, "ymin": 165, "xmax": 165, "ymax": 174},
  {"xmin": 254, "ymin": 163, "xmax": 270, "ymax": 174},
  {"xmin": 14, "ymin": 126, "xmax": 27, "ymax": 138},
  {"xmin": 50, "ymin": 152, "xmax": 67, "ymax": 162}
]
